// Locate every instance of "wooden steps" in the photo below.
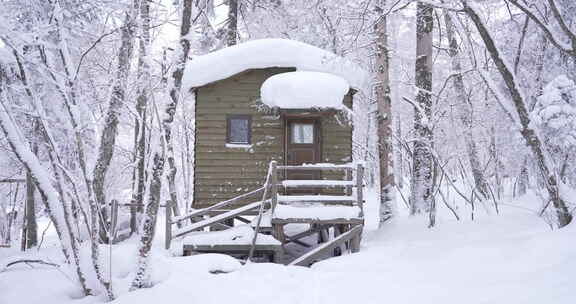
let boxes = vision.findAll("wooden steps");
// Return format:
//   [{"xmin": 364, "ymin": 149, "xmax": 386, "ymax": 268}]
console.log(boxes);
[{"xmin": 166, "ymin": 161, "xmax": 366, "ymax": 267}]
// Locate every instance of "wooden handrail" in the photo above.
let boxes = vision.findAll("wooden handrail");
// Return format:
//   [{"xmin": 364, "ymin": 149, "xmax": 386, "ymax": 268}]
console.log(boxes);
[
  {"xmin": 171, "ymin": 187, "xmax": 264, "ymax": 224},
  {"xmin": 248, "ymin": 160, "xmax": 276, "ymax": 261}
]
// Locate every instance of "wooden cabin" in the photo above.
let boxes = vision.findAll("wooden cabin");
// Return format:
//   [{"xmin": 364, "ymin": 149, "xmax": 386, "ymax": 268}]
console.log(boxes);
[
  {"xmin": 185, "ymin": 39, "xmax": 366, "ymax": 210},
  {"xmin": 191, "ymin": 68, "xmax": 354, "ymax": 208},
  {"xmin": 166, "ymin": 39, "xmax": 369, "ymax": 264}
]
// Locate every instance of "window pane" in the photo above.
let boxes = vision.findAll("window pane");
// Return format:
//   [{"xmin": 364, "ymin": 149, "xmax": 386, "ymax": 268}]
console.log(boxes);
[
  {"xmin": 291, "ymin": 123, "xmax": 314, "ymax": 144},
  {"xmin": 229, "ymin": 117, "xmax": 250, "ymax": 143}
]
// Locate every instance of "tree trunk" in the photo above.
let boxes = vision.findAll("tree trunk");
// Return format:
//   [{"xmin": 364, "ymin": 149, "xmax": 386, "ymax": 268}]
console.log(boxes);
[
  {"xmin": 92, "ymin": 10, "xmax": 137, "ymax": 243},
  {"xmin": 410, "ymin": 2, "xmax": 434, "ymax": 217},
  {"xmin": 227, "ymin": 0, "xmax": 238, "ymax": 46},
  {"xmin": 24, "ymin": 154, "xmax": 37, "ymax": 249},
  {"xmin": 131, "ymin": 0, "xmax": 194, "ymax": 289},
  {"xmin": 374, "ymin": 1, "xmax": 394, "ymax": 224},
  {"xmin": 443, "ymin": 11, "xmax": 489, "ymax": 199},
  {"xmin": 462, "ymin": 0, "xmax": 572, "ymax": 228},
  {"xmin": 131, "ymin": 0, "xmax": 151, "ymax": 234},
  {"xmin": 518, "ymin": 30, "xmax": 548, "ymax": 196}
]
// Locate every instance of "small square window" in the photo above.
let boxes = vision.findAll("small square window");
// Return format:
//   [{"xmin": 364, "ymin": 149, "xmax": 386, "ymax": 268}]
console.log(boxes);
[
  {"xmin": 227, "ymin": 115, "xmax": 251, "ymax": 144},
  {"xmin": 291, "ymin": 123, "xmax": 314, "ymax": 144}
]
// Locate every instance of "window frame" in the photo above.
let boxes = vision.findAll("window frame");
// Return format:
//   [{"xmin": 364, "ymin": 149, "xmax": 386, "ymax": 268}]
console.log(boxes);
[
  {"xmin": 226, "ymin": 114, "xmax": 252, "ymax": 144},
  {"xmin": 290, "ymin": 122, "xmax": 316, "ymax": 144}
]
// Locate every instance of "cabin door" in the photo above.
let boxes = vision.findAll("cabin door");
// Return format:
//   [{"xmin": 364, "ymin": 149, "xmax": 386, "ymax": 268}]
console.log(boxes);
[{"xmin": 285, "ymin": 118, "xmax": 321, "ymax": 183}]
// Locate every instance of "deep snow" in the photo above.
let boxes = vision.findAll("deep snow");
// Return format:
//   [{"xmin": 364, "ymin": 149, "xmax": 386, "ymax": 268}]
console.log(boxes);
[{"xmin": 1, "ymin": 190, "xmax": 575, "ymax": 304}]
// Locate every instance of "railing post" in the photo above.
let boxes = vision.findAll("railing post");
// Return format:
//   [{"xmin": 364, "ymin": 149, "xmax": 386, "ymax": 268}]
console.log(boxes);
[
  {"xmin": 270, "ymin": 161, "xmax": 278, "ymax": 214},
  {"xmin": 165, "ymin": 200, "xmax": 172, "ymax": 250},
  {"xmin": 356, "ymin": 164, "xmax": 364, "ymax": 217},
  {"xmin": 344, "ymin": 168, "xmax": 352, "ymax": 196}
]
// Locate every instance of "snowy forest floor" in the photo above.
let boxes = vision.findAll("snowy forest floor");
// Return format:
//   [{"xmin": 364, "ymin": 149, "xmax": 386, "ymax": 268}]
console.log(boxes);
[{"xmin": 1, "ymin": 189, "xmax": 575, "ymax": 304}]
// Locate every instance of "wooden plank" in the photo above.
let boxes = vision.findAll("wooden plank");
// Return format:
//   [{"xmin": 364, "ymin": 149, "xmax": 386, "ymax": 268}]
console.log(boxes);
[
  {"xmin": 196, "ymin": 120, "xmax": 282, "ymax": 129},
  {"xmin": 289, "ymin": 225, "xmax": 362, "ymax": 266},
  {"xmin": 194, "ymin": 143, "xmax": 278, "ymax": 150},
  {"xmin": 194, "ymin": 182, "xmax": 264, "ymax": 189},
  {"xmin": 195, "ymin": 153, "xmax": 283, "ymax": 160},
  {"xmin": 174, "ymin": 200, "xmax": 265, "ymax": 238},
  {"xmin": 277, "ymin": 165, "xmax": 354, "ymax": 171},
  {"xmin": 277, "ymin": 195, "xmax": 356, "ymax": 203},
  {"xmin": 194, "ymin": 159, "xmax": 277, "ymax": 167},
  {"xmin": 194, "ymin": 167, "xmax": 269, "ymax": 174},
  {"xmin": 280, "ymin": 180, "xmax": 355, "ymax": 187},
  {"xmin": 356, "ymin": 164, "xmax": 364, "ymax": 217}
]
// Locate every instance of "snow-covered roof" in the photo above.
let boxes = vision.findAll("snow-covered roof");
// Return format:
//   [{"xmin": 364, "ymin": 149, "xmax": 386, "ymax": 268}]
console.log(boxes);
[
  {"xmin": 260, "ymin": 71, "xmax": 350, "ymax": 109},
  {"xmin": 182, "ymin": 38, "xmax": 368, "ymax": 89}
]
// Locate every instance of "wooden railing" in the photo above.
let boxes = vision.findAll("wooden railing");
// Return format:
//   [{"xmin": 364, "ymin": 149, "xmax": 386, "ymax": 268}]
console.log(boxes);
[
  {"xmin": 165, "ymin": 161, "xmax": 276, "ymax": 250},
  {"xmin": 273, "ymin": 163, "xmax": 364, "ymax": 216}
]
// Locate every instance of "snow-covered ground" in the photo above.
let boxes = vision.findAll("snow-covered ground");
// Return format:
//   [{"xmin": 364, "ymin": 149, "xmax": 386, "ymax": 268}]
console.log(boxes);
[{"xmin": 1, "ymin": 190, "xmax": 575, "ymax": 304}]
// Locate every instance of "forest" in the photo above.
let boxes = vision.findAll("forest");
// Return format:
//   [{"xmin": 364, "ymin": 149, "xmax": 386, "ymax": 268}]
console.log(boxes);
[{"xmin": 0, "ymin": 0, "xmax": 574, "ymax": 303}]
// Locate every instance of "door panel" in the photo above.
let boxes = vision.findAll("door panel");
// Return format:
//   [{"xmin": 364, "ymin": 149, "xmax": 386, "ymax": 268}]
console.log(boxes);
[{"xmin": 285, "ymin": 118, "xmax": 321, "ymax": 192}]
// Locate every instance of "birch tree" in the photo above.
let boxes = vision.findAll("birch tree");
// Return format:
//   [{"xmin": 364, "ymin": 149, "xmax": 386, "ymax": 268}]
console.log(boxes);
[
  {"xmin": 130, "ymin": 0, "xmax": 152, "ymax": 233},
  {"xmin": 374, "ymin": 0, "xmax": 394, "ymax": 224},
  {"xmin": 410, "ymin": 2, "xmax": 434, "ymax": 217}
]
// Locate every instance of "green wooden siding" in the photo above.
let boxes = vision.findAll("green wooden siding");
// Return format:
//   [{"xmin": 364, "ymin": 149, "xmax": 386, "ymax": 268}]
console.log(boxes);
[{"xmin": 193, "ymin": 68, "xmax": 353, "ymax": 208}]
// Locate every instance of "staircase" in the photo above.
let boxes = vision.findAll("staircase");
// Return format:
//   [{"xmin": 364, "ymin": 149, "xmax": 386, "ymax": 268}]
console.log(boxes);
[{"xmin": 165, "ymin": 161, "xmax": 365, "ymax": 266}]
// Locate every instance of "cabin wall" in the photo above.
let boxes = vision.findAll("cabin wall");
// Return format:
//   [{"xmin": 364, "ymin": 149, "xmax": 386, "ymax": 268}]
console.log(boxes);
[{"xmin": 194, "ymin": 68, "xmax": 353, "ymax": 208}]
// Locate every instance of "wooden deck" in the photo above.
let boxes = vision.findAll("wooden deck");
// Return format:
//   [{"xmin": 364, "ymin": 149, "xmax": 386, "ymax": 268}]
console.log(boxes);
[{"xmin": 165, "ymin": 161, "xmax": 365, "ymax": 266}]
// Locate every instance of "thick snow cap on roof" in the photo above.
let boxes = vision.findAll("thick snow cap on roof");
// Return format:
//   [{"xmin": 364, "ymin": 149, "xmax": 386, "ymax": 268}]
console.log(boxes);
[
  {"xmin": 183, "ymin": 38, "xmax": 368, "ymax": 89},
  {"xmin": 261, "ymin": 71, "xmax": 349, "ymax": 109}
]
